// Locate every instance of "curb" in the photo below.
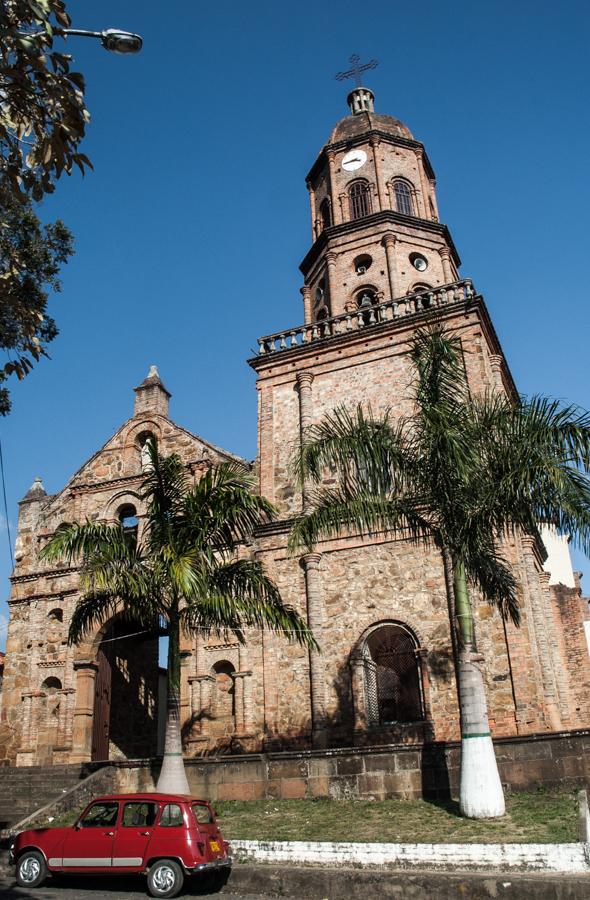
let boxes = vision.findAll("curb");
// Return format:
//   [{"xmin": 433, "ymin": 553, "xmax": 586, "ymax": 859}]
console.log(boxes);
[{"xmin": 230, "ymin": 837, "xmax": 590, "ymax": 873}]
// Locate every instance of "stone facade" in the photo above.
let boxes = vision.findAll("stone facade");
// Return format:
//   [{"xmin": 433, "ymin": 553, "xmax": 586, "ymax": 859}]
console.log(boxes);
[{"xmin": 1, "ymin": 87, "xmax": 590, "ymax": 767}]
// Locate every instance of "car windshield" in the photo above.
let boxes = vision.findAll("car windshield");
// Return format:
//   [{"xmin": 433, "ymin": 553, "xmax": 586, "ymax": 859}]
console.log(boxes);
[{"xmin": 80, "ymin": 802, "xmax": 119, "ymax": 828}]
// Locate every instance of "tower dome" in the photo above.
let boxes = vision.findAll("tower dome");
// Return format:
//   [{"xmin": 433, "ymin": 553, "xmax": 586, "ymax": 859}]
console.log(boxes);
[
  {"xmin": 328, "ymin": 110, "xmax": 413, "ymax": 144},
  {"xmin": 327, "ymin": 86, "xmax": 413, "ymax": 144}
]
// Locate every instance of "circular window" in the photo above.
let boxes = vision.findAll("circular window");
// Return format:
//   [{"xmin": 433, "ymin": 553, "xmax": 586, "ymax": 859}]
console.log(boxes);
[
  {"xmin": 410, "ymin": 253, "xmax": 428, "ymax": 272},
  {"xmin": 353, "ymin": 254, "xmax": 373, "ymax": 275}
]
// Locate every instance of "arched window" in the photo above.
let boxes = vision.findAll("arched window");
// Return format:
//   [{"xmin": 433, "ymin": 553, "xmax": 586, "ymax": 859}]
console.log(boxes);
[
  {"xmin": 47, "ymin": 608, "xmax": 63, "ymax": 623},
  {"xmin": 393, "ymin": 180, "xmax": 414, "ymax": 216},
  {"xmin": 211, "ymin": 660, "xmax": 235, "ymax": 721},
  {"xmin": 41, "ymin": 677, "xmax": 62, "ymax": 694},
  {"xmin": 409, "ymin": 283, "xmax": 433, "ymax": 309},
  {"xmin": 319, "ymin": 198, "xmax": 332, "ymax": 230},
  {"xmin": 363, "ymin": 623, "xmax": 423, "ymax": 725},
  {"xmin": 348, "ymin": 180, "xmax": 372, "ymax": 220},
  {"xmin": 118, "ymin": 504, "xmax": 138, "ymax": 546},
  {"xmin": 355, "ymin": 287, "xmax": 379, "ymax": 326}
]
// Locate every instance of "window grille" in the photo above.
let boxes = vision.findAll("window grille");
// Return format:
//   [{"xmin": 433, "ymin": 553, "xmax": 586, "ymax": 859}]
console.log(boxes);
[
  {"xmin": 349, "ymin": 181, "xmax": 371, "ymax": 220},
  {"xmin": 393, "ymin": 180, "xmax": 414, "ymax": 216},
  {"xmin": 364, "ymin": 624, "xmax": 423, "ymax": 724}
]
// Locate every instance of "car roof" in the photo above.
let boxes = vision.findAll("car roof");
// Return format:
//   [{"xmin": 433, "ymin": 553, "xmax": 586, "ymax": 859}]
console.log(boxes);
[{"xmin": 90, "ymin": 794, "xmax": 206, "ymax": 803}]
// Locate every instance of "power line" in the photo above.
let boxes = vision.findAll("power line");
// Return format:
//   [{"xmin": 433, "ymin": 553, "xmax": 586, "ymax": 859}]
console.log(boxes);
[{"xmin": 0, "ymin": 435, "xmax": 14, "ymax": 570}]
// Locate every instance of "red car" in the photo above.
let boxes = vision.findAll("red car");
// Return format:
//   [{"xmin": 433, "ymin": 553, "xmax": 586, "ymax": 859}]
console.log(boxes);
[{"xmin": 9, "ymin": 792, "xmax": 232, "ymax": 898}]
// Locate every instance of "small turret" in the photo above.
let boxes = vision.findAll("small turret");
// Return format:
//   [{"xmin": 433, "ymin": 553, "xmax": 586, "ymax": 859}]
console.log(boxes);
[{"xmin": 133, "ymin": 365, "xmax": 171, "ymax": 418}]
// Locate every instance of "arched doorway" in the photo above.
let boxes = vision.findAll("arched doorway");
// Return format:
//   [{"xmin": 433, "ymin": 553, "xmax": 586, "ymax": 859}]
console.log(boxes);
[{"xmin": 91, "ymin": 620, "xmax": 159, "ymax": 761}]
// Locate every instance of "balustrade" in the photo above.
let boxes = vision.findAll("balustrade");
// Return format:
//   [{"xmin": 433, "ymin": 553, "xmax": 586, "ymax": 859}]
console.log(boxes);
[{"xmin": 257, "ymin": 279, "xmax": 475, "ymax": 355}]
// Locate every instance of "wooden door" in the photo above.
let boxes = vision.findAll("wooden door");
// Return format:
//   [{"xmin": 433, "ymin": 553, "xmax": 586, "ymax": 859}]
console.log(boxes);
[{"xmin": 91, "ymin": 639, "xmax": 112, "ymax": 761}]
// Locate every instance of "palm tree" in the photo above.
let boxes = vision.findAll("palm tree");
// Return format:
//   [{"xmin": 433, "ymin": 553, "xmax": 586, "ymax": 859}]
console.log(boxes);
[
  {"xmin": 41, "ymin": 439, "xmax": 314, "ymax": 794},
  {"xmin": 290, "ymin": 324, "xmax": 590, "ymax": 818}
]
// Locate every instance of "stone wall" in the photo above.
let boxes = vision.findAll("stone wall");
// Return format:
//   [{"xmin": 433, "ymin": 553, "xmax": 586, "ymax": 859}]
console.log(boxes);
[{"xmin": 109, "ymin": 729, "xmax": 590, "ymax": 802}]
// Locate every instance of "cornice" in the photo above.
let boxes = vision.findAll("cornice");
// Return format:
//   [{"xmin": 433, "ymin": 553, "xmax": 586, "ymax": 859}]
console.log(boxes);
[{"xmin": 299, "ymin": 211, "xmax": 461, "ymax": 277}]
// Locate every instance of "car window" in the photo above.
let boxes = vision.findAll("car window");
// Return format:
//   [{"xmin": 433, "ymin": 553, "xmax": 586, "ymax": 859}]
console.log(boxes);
[
  {"xmin": 80, "ymin": 802, "xmax": 119, "ymax": 828},
  {"xmin": 192, "ymin": 803, "xmax": 214, "ymax": 825},
  {"xmin": 122, "ymin": 802, "xmax": 157, "ymax": 827},
  {"xmin": 159, "ymin": 803, "xmax": 183, "ymax": 827}
]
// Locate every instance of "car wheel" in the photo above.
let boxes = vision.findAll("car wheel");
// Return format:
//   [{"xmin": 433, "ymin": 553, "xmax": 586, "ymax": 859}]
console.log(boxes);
[
  {"xmin": 16, "ymin": 850, "xmax": 47, "ymax": 888},
  {"xmin": 147, "ymin": 858, "xmax": 184, "ymax": 898}
]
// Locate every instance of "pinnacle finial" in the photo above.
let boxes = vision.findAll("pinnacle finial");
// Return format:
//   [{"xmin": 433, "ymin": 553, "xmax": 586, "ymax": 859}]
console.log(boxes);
[
  {"xmin": 148, "ymin": 364, "xmax": 159, "ymax": 378},
  {"xmin": 24, "ymin": 475, "xmax": 46, "ymax": 500}
]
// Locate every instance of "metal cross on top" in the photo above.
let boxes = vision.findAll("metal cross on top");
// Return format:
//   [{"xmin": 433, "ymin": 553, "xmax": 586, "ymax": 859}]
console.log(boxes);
[{"xmin": 335, "ymin": 53, "xmax": 379, "ymax": 87}]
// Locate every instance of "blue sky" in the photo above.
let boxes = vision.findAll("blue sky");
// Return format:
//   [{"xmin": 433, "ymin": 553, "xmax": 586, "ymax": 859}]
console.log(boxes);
[{"xmin": 1, "ymin": 0, "xmax": 589, "ymax": 649}]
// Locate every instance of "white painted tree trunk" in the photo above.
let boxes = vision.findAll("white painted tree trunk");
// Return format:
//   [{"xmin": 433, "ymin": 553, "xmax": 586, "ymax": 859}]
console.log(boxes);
[
  {"xmin": 156, "ymin": 617, "xmax": 190, "ymax": 794},
  {"xmin": 156, "ymin": 683, "xmax": 190, "ymax": 794},
  {"xmin": 458, "ymin": 649, "xmax": 505, "ymax": 818}
]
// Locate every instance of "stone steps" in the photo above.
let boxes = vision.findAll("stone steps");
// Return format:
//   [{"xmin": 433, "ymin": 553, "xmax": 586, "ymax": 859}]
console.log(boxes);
[{"xmin": 0, "ymin": 765, "xmax": 85, "ymax": 830}]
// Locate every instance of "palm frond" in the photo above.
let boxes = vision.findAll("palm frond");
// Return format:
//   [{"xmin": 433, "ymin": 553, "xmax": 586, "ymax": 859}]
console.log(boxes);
[
  {"xmin": 181, "ymin": 462, "xmax": 277, "ymax": 553},
  {"xmin": 182, "ymin": 559, "xmax": 316, "ymax": 649},
  {"xmin": 40, "ymin": 521, "xmax": 129, "ymax": 566},
  {"xmin": 289, "ymin": 485, "xmax": 434, "ymax": 553}
]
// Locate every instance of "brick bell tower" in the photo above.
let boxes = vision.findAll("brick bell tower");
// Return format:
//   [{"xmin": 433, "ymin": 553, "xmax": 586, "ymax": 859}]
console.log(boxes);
[
  {"xmin": 249, "ymin": 75, "xmax": 590, "ymax": 751},
  {"xmin": 300, "ymin": 82, "xmax": 459, "ymax": 325}
]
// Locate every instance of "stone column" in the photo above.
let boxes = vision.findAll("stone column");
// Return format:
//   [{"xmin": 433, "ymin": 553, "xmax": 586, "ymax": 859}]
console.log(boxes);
[
  {"xmin": 370, "ymin": 136, "xmax": 384, "ymax": 211},
  {"xmin": 302, "ymin": 552, "xmax": 328, "ymax": 747},
  {"xmin": 180, "ymin": 649, "xmax": 192, "ymax": 720},
  {"xmin": 350, "ymin": 651, "xmax": 368, "ymax": 735},
  {"xmin": 438, "ymin": 247, "xmax": 453, "ymax": 284},
  {"xmin": 539, "ymin": 571, "xmax": 571, "ymax": 722},
  {"xmin": 520, "ymin": 537, "xmax": 561, "ymax": 730},
  {"xmin": 296, "ymin": 371, "xmax": 314, "ymax": 514},
  {"xmin": 190, "ymin": 674, "xmax": 214, "ymax": 736},
  {"xmin": 382, "ymin": 234, "xmax": 398, "ymax": 300},
  {"xmin": 301, "ymin": 284, "xmax": 312, "ymax": 325},
  {"xmin": 242, "ymin": 672, "xmax": 254, "ymax": 733},
  {"xmin": 488, "ymin": 355, "xmax": 504, "ymax": 393},
  {"xmin": 415, "ymin": 148, "xmax": 431, "ymax": 219},
  {"xmin": 233, "ymin": 672, "xmax": 252, "ymax": 734},
  {"xmin": 325, "ymin": 251, "xmax": 337, "ymax": 311},
  {"xmin": 71, "ymin": 661, "xmax": 98, "ymax": 763},
  {"xmin": 19, "ymin": 693, "xmax": 35, "ymax": 752},
  {"xmin": 327, "ymin": 151, "xmax": 341, "ymax": 224},
  {"xmin": 307, "ymin": 179, "xmax": 317, "ymax": 241},
  {"xmin": 56, "ymin": 687, "xmax": 75, "ymax": 749},
  {"xmin": 416, "ymin": 649, "xmax": 433, "ymax": 726}
]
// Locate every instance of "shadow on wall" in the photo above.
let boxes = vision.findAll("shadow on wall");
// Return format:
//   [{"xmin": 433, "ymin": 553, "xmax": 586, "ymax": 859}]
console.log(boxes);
[{"xmin": 177, "ymin": 648, "xmax": 455, "ymax": 799}]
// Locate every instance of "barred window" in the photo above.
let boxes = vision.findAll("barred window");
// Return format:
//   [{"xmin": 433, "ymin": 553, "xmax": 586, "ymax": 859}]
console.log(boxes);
[
  {"xmin": 393, "ymin": 180, "xmax": 414, "ymax": 216},
  {"xmin": 365, "ymin": 624, "xmax": 423, "ymax": 724},
  {"xmin": 348, "ymin": 180, "xmax": 372, "ymax": 220}
]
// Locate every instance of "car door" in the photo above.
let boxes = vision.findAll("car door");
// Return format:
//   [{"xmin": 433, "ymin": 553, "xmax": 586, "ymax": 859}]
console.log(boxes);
[
  {"xmin": 111, "ymin": 800, "xmax": 157, "ymax": 870},
  {"xmin": 61, "ymin": 800, "xmax": 119, "ymax": 871}
]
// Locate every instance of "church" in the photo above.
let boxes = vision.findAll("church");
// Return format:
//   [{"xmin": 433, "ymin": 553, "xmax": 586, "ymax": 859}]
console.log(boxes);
[{"xmin": 2, "ymin": 77, "xmax": 590, "ymax": 769}]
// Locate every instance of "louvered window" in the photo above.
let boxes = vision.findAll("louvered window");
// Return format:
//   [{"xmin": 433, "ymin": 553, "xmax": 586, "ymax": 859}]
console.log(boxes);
[
  {"xmin": 348, "ymin": 181, "xmax": 371, "ymax": 220},
  {"xmin": 394, "ymin": 180, "xmax": 414, "ymax": 216}
]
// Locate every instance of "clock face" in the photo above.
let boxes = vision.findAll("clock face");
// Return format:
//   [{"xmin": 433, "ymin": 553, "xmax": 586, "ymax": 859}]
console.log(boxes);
[{"xmin": 342, "ymin": 149, "xmax": 367, "ymax": 172}]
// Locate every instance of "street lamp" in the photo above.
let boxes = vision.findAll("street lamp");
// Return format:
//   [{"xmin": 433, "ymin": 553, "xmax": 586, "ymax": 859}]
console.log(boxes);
[
  {"xmin": 22, "ymin": 27, "xmax": 143, "ymax": 54},
  {"xmin": 62, "ymin": 29, "xmax": 143, "ymax": 55}
]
